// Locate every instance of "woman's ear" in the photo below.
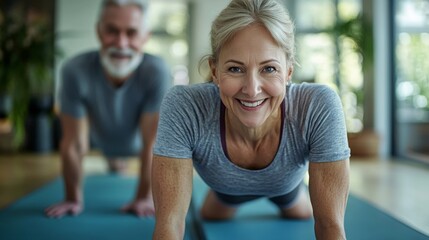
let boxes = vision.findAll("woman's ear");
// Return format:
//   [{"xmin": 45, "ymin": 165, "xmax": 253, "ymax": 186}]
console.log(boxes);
[
  {"xmin": 287, "ymin": 67, "xmax": 293, "ymax": 80},
  {"xmin": 209, "ymin": 58, "xmax": 218, "ymax": 84},
  {"xmin": 287, "ymin": 66, "xmax": 294, "ymax": 81}
]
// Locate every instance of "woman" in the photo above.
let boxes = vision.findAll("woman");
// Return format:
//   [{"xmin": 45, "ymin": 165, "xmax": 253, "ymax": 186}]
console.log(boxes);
[{"xmin": 152, "ymin": 0, "xmax": 350, "ymax": 239}]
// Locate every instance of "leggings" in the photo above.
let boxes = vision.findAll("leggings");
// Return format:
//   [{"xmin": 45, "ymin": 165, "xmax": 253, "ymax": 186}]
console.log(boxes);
[{"xmin": 214, "ymin": 182, "xmax": 303, "ymax": 209}]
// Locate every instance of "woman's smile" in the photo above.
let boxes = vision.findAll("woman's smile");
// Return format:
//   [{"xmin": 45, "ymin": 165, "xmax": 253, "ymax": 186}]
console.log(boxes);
[{"xmin": 237, "ymin": 98, "xmax": 267, "ymax": 110}]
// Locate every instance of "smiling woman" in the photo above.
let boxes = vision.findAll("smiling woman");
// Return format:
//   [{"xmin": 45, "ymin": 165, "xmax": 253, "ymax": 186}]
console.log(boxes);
[
  {"xmin": 210, "ymin": 24, "xmax": 288, "ymax": 129},
  {"xmin": 151, "ymin": 0, "xmax": 350, "ymax": 239}
]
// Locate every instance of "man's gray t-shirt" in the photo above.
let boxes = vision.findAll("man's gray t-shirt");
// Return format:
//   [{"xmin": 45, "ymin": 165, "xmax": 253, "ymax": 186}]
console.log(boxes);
[
  {"xmin": 59, "ymin": 51, "xmax": 170, "ymax": 157},
  {"xmin": 154, "ymin": 82, "xmax": 350, "ymax": 197}
]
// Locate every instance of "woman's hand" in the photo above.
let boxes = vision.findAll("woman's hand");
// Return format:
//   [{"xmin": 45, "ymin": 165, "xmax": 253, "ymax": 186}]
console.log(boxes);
[{"xmin": 121, "ymin": 197, "xmax": 155, "ymax": 217}]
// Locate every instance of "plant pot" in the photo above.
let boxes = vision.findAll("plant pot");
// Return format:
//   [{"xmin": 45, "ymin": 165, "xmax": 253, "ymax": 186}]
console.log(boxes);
[
  {"xmin": 347, "ymin": 130, "xmax": 380, "ymax": 158},
  {"xmin": 0, "ymin": 94, "xmax": 11, "ymax": 119},
  {"xmin": 25, "ymin": 95, "xmax": 54, "ymax": 153}
]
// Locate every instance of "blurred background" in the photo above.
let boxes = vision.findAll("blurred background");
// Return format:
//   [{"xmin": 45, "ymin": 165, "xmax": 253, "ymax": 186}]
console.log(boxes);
[
  {"xmin": 1, "ymin": 0, "xmax": 428, "ymax": 164},
  {"xmin": 1, "ymin": 0, "xmax": 429, "ymax": 236}
]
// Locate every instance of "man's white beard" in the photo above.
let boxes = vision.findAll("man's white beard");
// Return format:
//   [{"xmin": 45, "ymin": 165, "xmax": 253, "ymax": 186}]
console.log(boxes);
[{"xmin": 100, "ymin": 47, "xmax": 143, "ymax": 79}]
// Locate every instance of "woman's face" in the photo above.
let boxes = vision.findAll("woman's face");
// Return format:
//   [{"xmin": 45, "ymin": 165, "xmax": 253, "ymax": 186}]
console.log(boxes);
[{"xmin": 210, "ymin": 24, "xmax": 292, "ymax": 129}]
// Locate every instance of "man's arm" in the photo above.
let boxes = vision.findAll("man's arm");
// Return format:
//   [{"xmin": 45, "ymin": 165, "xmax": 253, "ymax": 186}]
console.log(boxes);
[
  {"xmin": 308, "ymin": 159, "xmax": 350, "ymax": 240},
  {"xmin": 152, "ymin": 155, "xmax": 193, "ymax": 239},
  {"xmin": 45, "ymin": 114, "xmax": 89, "ymax": 217},
  {"xmin": 121, "ymin": 112, "xmax": 158, "ymax": 216}
]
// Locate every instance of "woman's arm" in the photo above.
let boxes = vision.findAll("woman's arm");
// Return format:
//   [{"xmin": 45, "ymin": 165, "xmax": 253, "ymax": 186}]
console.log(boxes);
[
  {"xmin": 308, "ymin": 159, "xmax": 350, "ymax": 240},
  {"xmin": 152, "ymin": 155, "xmax": 194, "ymax": 240}
]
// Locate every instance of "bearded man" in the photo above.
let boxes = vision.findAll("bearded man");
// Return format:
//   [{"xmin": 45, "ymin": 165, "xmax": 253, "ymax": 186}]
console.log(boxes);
[{"xmin": 45, "ymin": 0, "xmax": 170, "ymax": 218}]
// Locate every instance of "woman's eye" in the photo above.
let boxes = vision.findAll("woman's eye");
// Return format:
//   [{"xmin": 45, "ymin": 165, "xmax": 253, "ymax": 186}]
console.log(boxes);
[
  {"xmin": 263, "ymin": 66, "xmax": 277, "ymax": 73},
  {"xmin": 228, "ymin": 67, "xmax": 242, "ymax": 73}
]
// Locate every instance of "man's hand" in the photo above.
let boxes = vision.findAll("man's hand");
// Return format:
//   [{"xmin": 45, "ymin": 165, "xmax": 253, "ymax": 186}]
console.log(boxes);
[
  {"xmin": 45, "ymin": 201, "xmax": 83, "ymax": 218},
  {"xmin": 121, "ymin": 197, "xmax": 155, "ymax": 217}
]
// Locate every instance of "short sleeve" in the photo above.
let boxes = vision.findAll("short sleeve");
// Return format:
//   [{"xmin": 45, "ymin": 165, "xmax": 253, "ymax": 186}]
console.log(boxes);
[
  {"xmin": 58, "ymin": 61, "xmax": 86, "ymax": 118},
  {"xmin": 305, "ymin": 86, "xmax": 351, "ymax": 162},
  {"xmin": 153, "ymin": 86, "xmax": 195, "ymax": 159},
  {"xmin": 141, "ymin": 58, "xmax": 171, "ymax": 113}
]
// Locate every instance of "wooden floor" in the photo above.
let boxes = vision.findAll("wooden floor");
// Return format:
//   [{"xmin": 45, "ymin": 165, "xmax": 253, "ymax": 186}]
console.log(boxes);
[{"xmin": 0, "ymin": 152, "xmax": 428, "ymax": 237}]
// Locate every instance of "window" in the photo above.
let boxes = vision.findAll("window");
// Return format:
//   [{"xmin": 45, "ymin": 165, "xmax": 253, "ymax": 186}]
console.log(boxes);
[
  {"xmin": 394, "ymin": 0, "xmax": 429, "ymax": 162},
  {"xmin": 287, "ymin": 0, "xmax": 364, "ymax": 132},
  {"xmin": 144, "ymin": 2, "xmax": 189, "ymax": 85}
]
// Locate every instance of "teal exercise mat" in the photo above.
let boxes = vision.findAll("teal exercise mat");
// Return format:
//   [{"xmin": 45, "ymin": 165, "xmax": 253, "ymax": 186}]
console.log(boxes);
[
  {"xmin": 0, "ymin": 175, "xmax": 195, "ymax": 240},
  {"xmin": 192, "ymin": 175, "xmax": 429, "ymax": 240}
]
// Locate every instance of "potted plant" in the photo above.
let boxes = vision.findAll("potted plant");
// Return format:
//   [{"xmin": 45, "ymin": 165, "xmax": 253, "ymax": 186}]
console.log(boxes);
[
  {"xmin": 329, "ymin": 14, "xmax": 380, "ymax": 157},
  {"xmin": 0, "ymin": 9, "xmax": 59, "ymax": 151}
]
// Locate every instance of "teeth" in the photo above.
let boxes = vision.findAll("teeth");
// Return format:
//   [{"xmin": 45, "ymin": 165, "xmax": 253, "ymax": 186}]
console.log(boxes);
[{"xmin": 239, "ymin": 99, "xmax": 264, "ymax": 107}]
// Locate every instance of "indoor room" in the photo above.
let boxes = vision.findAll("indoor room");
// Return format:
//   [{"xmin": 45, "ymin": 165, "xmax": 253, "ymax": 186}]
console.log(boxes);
[{"xmin": 0, "ymin": 0, "xmax": 428, "ymax": 239}]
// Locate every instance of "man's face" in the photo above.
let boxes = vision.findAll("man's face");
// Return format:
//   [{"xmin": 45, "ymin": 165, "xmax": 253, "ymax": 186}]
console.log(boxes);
[{"xmin": 97, "ymin": 4, "xmax": 148, "ymax": 79}]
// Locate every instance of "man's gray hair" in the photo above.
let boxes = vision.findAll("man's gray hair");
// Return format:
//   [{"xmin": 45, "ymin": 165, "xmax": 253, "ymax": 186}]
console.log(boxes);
[{"xmin": 98, "ymin": 0, "xmax": 151, "ymax": 32}]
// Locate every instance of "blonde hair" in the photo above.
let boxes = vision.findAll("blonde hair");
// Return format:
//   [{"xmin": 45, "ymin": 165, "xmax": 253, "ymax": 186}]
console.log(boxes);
[{"xmin": 206, "ymin": 0, "xmax": 295, "ymax": 67}]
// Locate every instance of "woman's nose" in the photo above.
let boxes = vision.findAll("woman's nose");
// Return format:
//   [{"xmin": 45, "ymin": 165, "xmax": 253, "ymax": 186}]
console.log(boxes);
[{"xmin": 242, "ymin": 72, "xmax": 262, "ymax": 97}]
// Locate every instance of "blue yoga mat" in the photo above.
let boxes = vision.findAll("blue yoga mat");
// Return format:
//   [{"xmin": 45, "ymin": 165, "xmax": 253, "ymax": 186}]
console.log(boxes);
[
  {"xmin": 0, "ymin": 175, "xmax": 195, "ymax": 240},
  {"xmin": 2, "ymin": 174, "xmax": 428, "ymax": 240},
  {"xmin": 191, "ymin": 175, "xmax": 429, "ymax": 240}
]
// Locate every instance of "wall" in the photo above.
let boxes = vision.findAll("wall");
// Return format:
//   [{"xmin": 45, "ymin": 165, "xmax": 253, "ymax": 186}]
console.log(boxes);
[
  {"xmin": 55, "ymin": 0, "xmax": 101, "ymax": 60},
  {"xmin": 187, "ymin": 0, "xmax": 229, "ymax": 83},
  {"xmin": 54, "ymin": 0, "xmax": 101, "ymax": 101},
  {"xmin": 373, "ymin": 0, "xmax": 392, "ymax": 158}
]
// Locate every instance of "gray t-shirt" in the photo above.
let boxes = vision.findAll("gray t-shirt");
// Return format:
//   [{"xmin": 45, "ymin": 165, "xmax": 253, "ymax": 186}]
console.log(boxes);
[
  {"xmin": 59, "ymin": 51, "xmax": 170, "ymax": 157},
  {"xmin": 154, "ymin": 82, "xmax": 350, "ymax": 197}
]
